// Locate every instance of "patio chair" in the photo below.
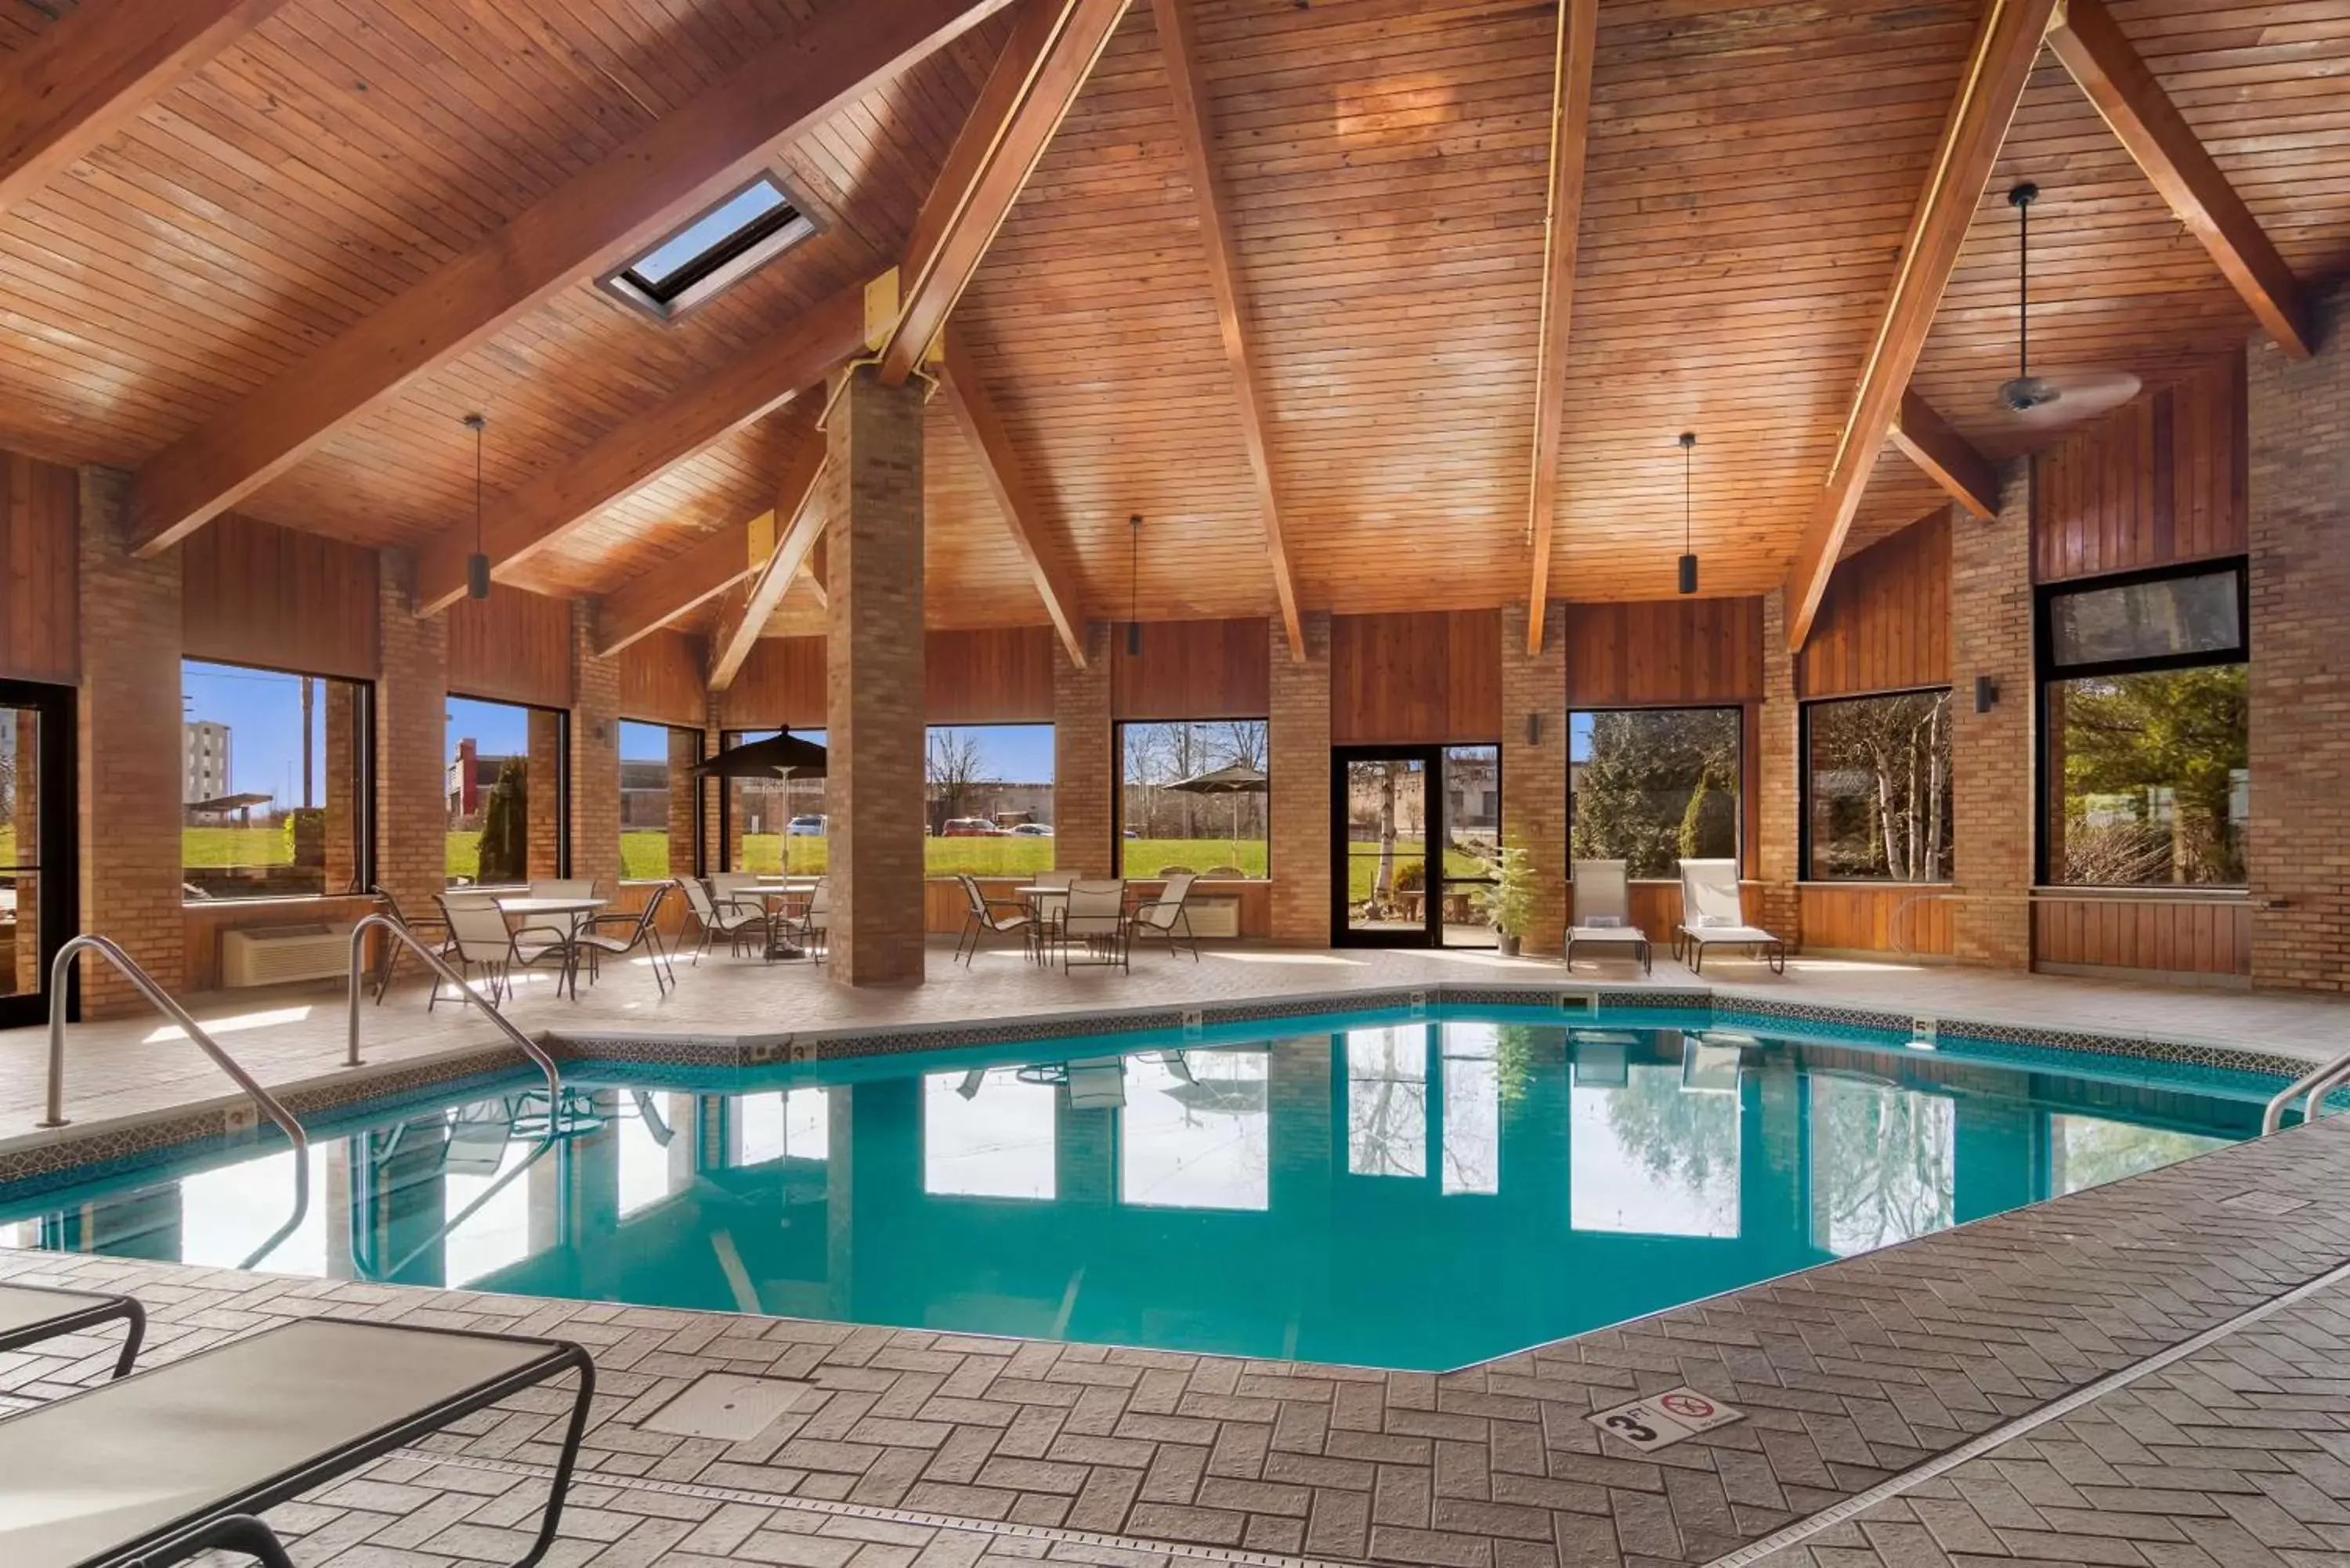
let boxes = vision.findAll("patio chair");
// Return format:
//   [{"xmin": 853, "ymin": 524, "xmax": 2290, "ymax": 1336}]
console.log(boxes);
[
  {"xmin": 1064, "ymin": 1057, "xmax": 1128, "ymax": 1109},
  {"xmin": 527, "ymin": 877, "xmax": 600, "ymax": 937},
  {"xmin": 678, "ymin": 876, "xmax": 765, "ymax": 963},
  {"xmin": 1202, "ymin": 864, "xmax": 1246, "ymax": 879},
  {"xmin": 574, "ymin": 882, "xmax": 678, "ymax": 994},
  {"xmin": 954, "ymin": 874, "xmax": 1032, "ymax": 966},
  {"xmin": 707, "ymin": 872, "xmax": 763, "ymax": 917},
  {"xmin": 1059, "ymin": 880, "xmax": 1132, "ymax": 974},
  {"xmin": 1566, "ymin": 859, "xmax": 1651, "ymax": 974},
  {"xmin": 1672, "ymin": 858, "xmax": 1786, "ymax": 974},
  {"xmin": 1132, "ymin": 872, "xmax": 1201, "ymax": 961},
  {"xmin": 780, "ymin": 877, "xmax": 830, "ymax": 963},
  {"xmin": 0, "ymin": 1315, "xmax": 592, "ymax": 1568},
  {"xmin": 0, "ymin": 1282, "xmax": 144, "ymax": 1382},
  {"xmin": 432, "ymin": 894, "xmax": 576, "ymax": 1007},
  {"xmin": 366, "ymin": 883, "xmax": 450, "ymax": 1003}
]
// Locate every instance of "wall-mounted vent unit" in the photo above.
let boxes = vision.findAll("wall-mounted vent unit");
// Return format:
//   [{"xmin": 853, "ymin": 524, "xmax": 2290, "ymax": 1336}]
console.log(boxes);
[
  {"xmin": 222, "ymin": 923, "xmax": 351, "ymax": 988},
  {"xmin": 1186, "ymin": 898, "xmax": 1242, "ymax": 939}
]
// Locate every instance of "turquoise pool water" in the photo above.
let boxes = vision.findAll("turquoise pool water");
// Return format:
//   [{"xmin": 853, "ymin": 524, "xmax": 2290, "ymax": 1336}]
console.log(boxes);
[{"xmin": 0, "ymin": 1011, "xmax": 2272, "ymax": 1370}]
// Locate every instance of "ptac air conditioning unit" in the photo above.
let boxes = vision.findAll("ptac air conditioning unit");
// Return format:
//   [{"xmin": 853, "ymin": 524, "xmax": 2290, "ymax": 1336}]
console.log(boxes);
[
  {"xmin": 1185, "ymin": 897, "xmax": 1242, "ymax": 940},
  {"xmin": 221, "ymin": 923, "xmax": 352, "ymax": 988}
]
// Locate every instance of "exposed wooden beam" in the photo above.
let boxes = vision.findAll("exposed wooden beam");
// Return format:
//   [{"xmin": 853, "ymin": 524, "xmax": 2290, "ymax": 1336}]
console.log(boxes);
[
  {"xmin": 1890, "ymin": 388, "xmax": 2001, "ymax": 519},
  {"xmin": 877, "ymin": 0, "xmax": 1131, "ymax": 385},
  {"xmin": 412, "ymin": 284, "xmax": 866, "ymax": 614},
  {"xmin": 594, "ymin": 510, "xmax": 779, "ymax": 659},
  {"xmin": 1150, "ymin": 0, "xmax": 1303, "ymax": 661},
  {"xmin": 1521, "ymin": 0, "xmax": 1598, "ymax": 657},
  {"xmin": 0, "ymin": 0, "xmax": 288, "ymax": 217},
  {"xmin": 127, "ymin": 0, "xmax": 1005, "ymax": 557},
  {"xmin": 801, "ymin": 532, "xmax": 830, "ymax": 609},
  {"xmin": 709, "ymin": 440, "xmax": 830, "ymax": 691},
  {"xmin": 2047, "ymin": 0, "xmax": 2311, "ymax": 358},
  {"xmin": 938, "ymin": 327, "xmax": 1087, "ymax": 666},
  {"xmin": 1785, "ymin": 0, "xmax": 2059, "ymax": 651}
]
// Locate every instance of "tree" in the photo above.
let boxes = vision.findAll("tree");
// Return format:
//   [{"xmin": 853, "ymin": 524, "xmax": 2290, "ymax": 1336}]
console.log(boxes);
[
  {"xmin": 925, "ymin": 728, "xmax": 988, "ymax": 833},
  {"xmin": 477, "ymin": 761, "xmax": 529, "ymax": 883},
  {"xmin": 2055, "ymin": 666, "xmax": 2246, "ymax": 884},
  {"xmin": 1807, "ymin": 691, "xmax": 1951, "ymax": 880},
  {"xmin": 1570, "ymin": 710, "xmax": 1739, "ymax": 877}
]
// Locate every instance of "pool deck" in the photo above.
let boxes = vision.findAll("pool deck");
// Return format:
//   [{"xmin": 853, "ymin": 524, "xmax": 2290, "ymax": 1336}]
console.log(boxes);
[
  {"xmin": 6, "ymin": 938, "xmax": 2349, "ymax": 1156},
  {"xmin": 6, "ymin": 1099, "xmax": 2350, "ymax": 1568}
]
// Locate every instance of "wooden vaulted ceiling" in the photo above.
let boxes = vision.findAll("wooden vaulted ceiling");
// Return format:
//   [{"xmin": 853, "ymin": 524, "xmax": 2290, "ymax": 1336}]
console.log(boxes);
[{"xmin": 0, "ymin": 0, "xmax": 2346, "ymax": 650}]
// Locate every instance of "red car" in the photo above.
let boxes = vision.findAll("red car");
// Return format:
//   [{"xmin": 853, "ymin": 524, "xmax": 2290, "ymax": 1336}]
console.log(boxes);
[{"xmin": 939, "ymin": 818, "xmax": 1003, "ymax": 837}]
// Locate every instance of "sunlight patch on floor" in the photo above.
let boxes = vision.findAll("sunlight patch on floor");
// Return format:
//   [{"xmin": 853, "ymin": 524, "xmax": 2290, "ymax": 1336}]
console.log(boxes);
[{"xmin": 146, "ymin": 1005, "xmax": 313, "ymax": 1044}]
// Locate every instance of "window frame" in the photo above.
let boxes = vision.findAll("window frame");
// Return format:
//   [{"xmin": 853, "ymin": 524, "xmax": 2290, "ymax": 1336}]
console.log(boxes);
[
  {"xmin": 598, "ymin": 174, "xmax": 822, "ymax": 323},
  {"xmin": 1112, "ymin": 717, "xmax": 1273, "ymax": 880},
  {"xmin": 446, "ymin": 691, "xmax": 569, "ymax": 887},
  {"xmin": 1564, "ymin": 703, "xmax": 1747, "ymax": 880},
  {"xmin": 616, "ymin": 717, "xmax": 705, "ymax": 882},
  {"xmin": 1796, "ymin": 684, "xmax": 1956, "ymax": 885},
  {"xmin": 177, "ymin": 656, "xmax": 376, "ymax": 905},
  {"xmin": 2032, "ymin": 557, "xmax": 2251, "ymax": 890}
]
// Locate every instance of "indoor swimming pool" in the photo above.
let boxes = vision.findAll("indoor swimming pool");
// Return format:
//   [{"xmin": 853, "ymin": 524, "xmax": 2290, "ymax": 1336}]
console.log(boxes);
[{"xmin": 0, "ymin": 1012, "xmax": 2276, "ymax": 1370}]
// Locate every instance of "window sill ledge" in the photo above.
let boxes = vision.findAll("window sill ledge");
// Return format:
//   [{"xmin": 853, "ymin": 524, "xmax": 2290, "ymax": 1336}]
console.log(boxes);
[{"xmin": 2032, "ymin": 886, "xmax": 2249, "ymax": 904}]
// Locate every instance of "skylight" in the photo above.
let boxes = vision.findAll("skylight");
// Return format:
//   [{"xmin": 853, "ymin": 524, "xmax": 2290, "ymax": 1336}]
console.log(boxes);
[{"xmin": 602, "ymin": 175, "xmax": 818, "ymax": 322}]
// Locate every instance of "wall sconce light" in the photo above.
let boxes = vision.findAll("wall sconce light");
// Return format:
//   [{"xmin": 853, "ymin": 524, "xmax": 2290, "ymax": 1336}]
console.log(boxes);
[
  {"xmin": 1525, "ymin": 711, "xmax": 1542, "ymax": 746},
  {"xmin": 1974, "ymin": 674, "xmax": 1999, "ymax": 714}
]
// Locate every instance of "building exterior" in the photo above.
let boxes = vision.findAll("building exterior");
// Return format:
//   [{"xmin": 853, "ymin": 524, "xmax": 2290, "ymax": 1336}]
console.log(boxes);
[{"xmin": 181, "ymin": 720, "xmax": 230, "ymax": 805}]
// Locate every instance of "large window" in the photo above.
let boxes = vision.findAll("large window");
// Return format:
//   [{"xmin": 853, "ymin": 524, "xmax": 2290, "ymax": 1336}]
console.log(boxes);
[
  {"xmin": 180, "ymin": 659, "xmax": 371, "ymax": 901},
  {"xmin": 1119, "ymin": 720, "xmax": 1269, "ymax": 877},
  {"xmin": 927, "ymin": 724, "xmax": 1054, "ymax": 878},
  {"xmin": 721, "ymin": 728, "xmax": 826, "ymax": 874},
  {"xmin": 446, "ymin": 695, "xmax": 566, "ymax": 887},
  {"xmin": 2041, "ymin": 562, "xmax": 2248, "ymax": 887},
  {"xmin": 1568, "ymin": 707, "xmax": 1741, "ymax": 879},
  {"xmin": 619, "ymin": 721, "xmax": 702, "ymax": 880},
  {"xmin": 1802, "ymin": 689, "xmax": 1953, "ymax": 881}
]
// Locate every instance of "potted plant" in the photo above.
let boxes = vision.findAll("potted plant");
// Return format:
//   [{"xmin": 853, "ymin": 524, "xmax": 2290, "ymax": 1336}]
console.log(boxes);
[{"xmin": 1484, "ymin": 841, "xmax": 1538, "ymax": 957}]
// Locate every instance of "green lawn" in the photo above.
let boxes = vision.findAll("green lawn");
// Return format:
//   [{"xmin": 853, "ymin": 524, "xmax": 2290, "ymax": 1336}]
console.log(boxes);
[
  {"xmin": 0, "ymin": 825, "xmax": 13, "ymax": 867},
  {"xmin": 183, "ymin": 826, "xmax": 292, "ymax": 867}
]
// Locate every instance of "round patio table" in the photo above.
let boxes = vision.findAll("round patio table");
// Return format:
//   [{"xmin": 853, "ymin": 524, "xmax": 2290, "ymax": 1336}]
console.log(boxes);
[
  {"xmin": 748, "ymin": 881, "xmax": 821, "ymax": 960},
  {"xmin": 490, "ymin": 896, "xmax": 605, "ymax": 999}
]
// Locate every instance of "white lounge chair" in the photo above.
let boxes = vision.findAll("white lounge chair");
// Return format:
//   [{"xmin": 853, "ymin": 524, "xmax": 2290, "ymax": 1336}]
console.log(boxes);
[
  {"xmin": 1672, "ymin": 858, "xmax": 1785, "ymax": 974},
  {"xmin": 0, "ymin": 1282, "xmax": 143, "ymax": 1382},
  {"xmin": 1566, "ymin": 859, "xmax": 1651, "ymax": 974}
]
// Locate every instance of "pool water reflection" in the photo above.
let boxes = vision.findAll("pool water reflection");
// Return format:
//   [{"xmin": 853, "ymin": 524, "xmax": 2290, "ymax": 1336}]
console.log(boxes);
[{"xmin": 0, "ymin": 1020, "xmax": 2258, "ymax": 1370}]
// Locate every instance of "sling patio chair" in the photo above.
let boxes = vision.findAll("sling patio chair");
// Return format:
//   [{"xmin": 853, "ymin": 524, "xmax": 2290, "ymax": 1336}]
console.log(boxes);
[
  {"xmin": 954, "ymin": 875, "xmax": 1034, "ymax": 966},
  {"xmin": 1672, "ymin": 858, "xmax": 1787, "ymax": 974},
  {"xmin": 678, "ymin": 877, "xmax": 765, "ymax": 963},
  {"xmin": 0, "ymin": 1315, "xmax": 593, "ymax": 1568},
  {"xmin": 1058, "ymin": 880, "xmax": 1133, "ymax": 974},
  {"xmin": 1565, "ymin": 860, "xmax": 1651, "ymax": 974},
  {"xmin": 573, "ymin": 881, "xmax": 678, "ymax": 994},
  {"xmin": 432, "ymin": 894, "xmax": 577, "ymax": 1006},
  {"xmin": 1132, "ymin": 872, "xmax": 1201, "ymax": 962},
  {"xmin": 0, "ymin": 1281, "xmax": 144, "ymax": 1382},
  {"xmin": 365, "ymin": 884, "xmax": 452, "ymax": 1003}
]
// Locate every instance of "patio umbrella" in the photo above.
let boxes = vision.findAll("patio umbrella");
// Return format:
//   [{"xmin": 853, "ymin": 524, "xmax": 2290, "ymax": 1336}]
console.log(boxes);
[
  {"xmin": 689, "ymin": 730, "xmax": 828, "ymax": 779},
  {"xmin": 1167, "ymin": 762, "xmax": 1267, "ymax": 869}
]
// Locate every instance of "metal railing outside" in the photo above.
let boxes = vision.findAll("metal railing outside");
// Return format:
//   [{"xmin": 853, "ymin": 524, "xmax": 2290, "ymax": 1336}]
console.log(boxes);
[
  {"xmin": 347, "ymin": 914, "xmax": 562, "ymax": 1100},
  {"xmin": 2263, "ymin": 1049, "xmax": 2350, "ymax": 1136}
]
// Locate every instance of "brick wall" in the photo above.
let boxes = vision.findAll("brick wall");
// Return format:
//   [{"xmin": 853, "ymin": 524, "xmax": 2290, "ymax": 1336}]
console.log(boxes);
[
  {"xmin": 374, "ymin": 548, "xmax": 449, "ymax": 923},
  {"xmin": 1500, "ymin": 604, "xmax": 1566, "ymax": 952},
  {"xmin": 2247, "ymin": 284, "xmax": 2350, "ymax": 990},
  {"xmin": 1052, "ymin": 622, "xmax": 1113, "ymax": 878},
  {"xmin": 1754, "ymin": 589, "xmax": 1802, "ymax": 944},
  {"xmin": 324, "ymin": 681, "xmax": 358, "ymax": 891},
  {"xmin": 569, "ymin": 598, "xmax": 622, "ymax": 891},
  {"xmin": 75, "ymin": 466, "xmax": 184, "ymax": 1014},
  {"xmin": 1950, "ymin": 479, "xmax": 2032, "ymax": 968},
  {"xmin": 667, "ymin": 725, "xmax": 703, "ymax": 880},
  {"xmin": 1268, "ymin": 612, "xmax": 1331, "ymax": 945},
  {"xmin": 824, "ymin": 364, "xmax": 927, "ymax": 986},
  {"xmin": 526, "ymin": 708, "xmax": 562, "ymax": 880}
]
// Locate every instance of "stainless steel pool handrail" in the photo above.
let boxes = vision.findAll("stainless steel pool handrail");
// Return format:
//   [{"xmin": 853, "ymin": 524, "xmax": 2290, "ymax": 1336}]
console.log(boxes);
[
  {"xmin": 2262, "ymin": 1049, "xmax": 2350, "ymax": 1135},
  {"xmin": 346, "ymin": 915, "xmax": 562, "ymax": 1100}
]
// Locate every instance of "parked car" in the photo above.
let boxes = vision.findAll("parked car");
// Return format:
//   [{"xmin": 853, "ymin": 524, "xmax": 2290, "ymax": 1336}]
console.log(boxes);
[
  {"xmin": 786, "ymin": 815, "xmax": 826, "ymax": 836},
  {"xmin": 940, "ymin": 818, "xmax": 1004, "ymax": 837},
  {"xmin": 1009, "ymin": 823, "xmax": 1054, "ymax": 837}
]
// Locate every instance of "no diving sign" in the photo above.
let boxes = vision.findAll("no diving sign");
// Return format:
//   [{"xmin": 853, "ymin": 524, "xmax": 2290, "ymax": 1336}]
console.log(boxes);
[{"xmin": 1586, "ymin": 1386, "xmax": 1744, "ymax": 1452}]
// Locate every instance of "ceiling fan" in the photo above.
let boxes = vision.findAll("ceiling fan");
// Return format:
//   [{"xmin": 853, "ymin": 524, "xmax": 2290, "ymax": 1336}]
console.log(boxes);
[{"xmin": 1992, "ymin": 182, "xmax": 2138, "ymax": 431}]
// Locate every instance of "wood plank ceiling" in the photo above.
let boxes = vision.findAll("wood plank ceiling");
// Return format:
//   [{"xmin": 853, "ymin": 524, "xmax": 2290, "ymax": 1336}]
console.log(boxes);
[{"xmin": 0, "ymin": 0, "xmax": 2345, "ymax": 638}]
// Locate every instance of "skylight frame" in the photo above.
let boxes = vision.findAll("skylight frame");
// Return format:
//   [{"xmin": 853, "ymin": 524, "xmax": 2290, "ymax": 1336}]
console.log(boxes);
[{"xmin": 599, "ymin": 173, "xmax": 822, "ymax": 323}]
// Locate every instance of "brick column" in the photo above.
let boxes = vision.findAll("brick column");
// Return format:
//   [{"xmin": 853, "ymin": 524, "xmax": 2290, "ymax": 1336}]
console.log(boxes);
[
  {"xmin": 824, "ymin": 363, "xmax": 927, "ymax": 986},
  {"xmin": 667, "ymin": 726, "xmax": 703, "ymax": 878},
  {"xmin": 705, "ymin": 690, "xmax": 734, "ymax": 873},
  {"xmin": 569, "ymin": 599, "xmax": 622, "ymax": 891},
  {"xmin": 2247, "ymin": 286, "xmax": 2350, "ymax": 991},
  {"xmin": 376, "ymin": 548, "xmax": 449, "ymax": 917},
  {"xmin": 1500, "ymin": 604, "xmax": 1567, "ymax": 954},
  {"xmin": 525, "ymin": 709, "xmax": 563, "ymax": 879},
  {"xmin": 1052, "ymin": 622, "xmax": 1112, "ymax": 878},
  {"xmin": 1950, "ymin": 476, "xmax": 2032, "ymax": 969},
  {"xmin": 1754, "ymin": 589, "xmax": 1802, "ymax": 945},
  {"xmin": 11, "ymin": 718, "xmax": 38, "ymax": 995},
  {"xmin": 1268, "ymin": 612, "xmax": 1331, "ymax": 945},
  {"xmin": 324, "ymin": 681, "xmax": 358, "ymax": 892},
  {"xmin": 75, "ymin": 465, "xmax": 183, "ymax": 1014}
]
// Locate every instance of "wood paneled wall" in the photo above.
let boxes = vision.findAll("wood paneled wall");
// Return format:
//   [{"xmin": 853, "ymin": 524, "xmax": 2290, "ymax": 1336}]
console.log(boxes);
[
  {"xmin": 720, "ymin": 636, "xmax": 826, "ymax": 731},
  {"xmin": 1799, "ymin": 884, "xmax": 1955, "ymax": 956},
  {"xmin": 617, "ymin": 628, "xmax": 708, "ymax": 728},
  {"xmin": 1, "ymin": 448, "xmax": 79, "ymax": 684},
  {"xmin": 927, "ymin": 627, "xmax": 1055, "ymax": 724},
  {"xmin": 2034, "ymin": 894, "xmax": 2251, "ymax": 981},
  {"xmin": 1330, "ymin": 610, "xmax": 1502, "ymax": 743},
  {"xmin": 1564, "ymin": 598, "xmax": 1763, "ymax": 707},
  {"xmin": 182, "ymin": 513, "xmax": 380, "ymax": 681},
  {"xmin": 1112, "ymin": 619, "xmax": 1271, "ymax": 720},
  {"xmin": 1799, "ymin": 511, "xmax": 1950, "ymax": 699},
  {"xmin": 446, "ymin": 585, "xmax": 573, "ymax": 709},
  {"xmin": 2035, "ymin": 356, "xmax": 2247, "ymax": 583}
]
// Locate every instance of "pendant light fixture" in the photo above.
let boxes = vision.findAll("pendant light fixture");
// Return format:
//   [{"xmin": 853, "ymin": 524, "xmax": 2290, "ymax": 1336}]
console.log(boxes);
[
  {"xmin": 462, "ymin": 412, "xmax": 492, "ymax": 602},
  {"xmin": 1126, "ymin": 512, "xmax": 1142, "ymax": 656},
  {"xmin": 1676, "ymin": 431, "xmax": 1699, "ymax": 596}
]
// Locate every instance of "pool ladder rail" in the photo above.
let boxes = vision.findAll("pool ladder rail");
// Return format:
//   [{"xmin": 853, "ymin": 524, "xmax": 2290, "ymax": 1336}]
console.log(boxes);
[
  {"xmin": 344, "ymin": 914, "xmax": 562, "ymax": 1100},
  {"xmin": 2262, "ymin": 1046, "xmax": 2350, "ymax": 1136}
]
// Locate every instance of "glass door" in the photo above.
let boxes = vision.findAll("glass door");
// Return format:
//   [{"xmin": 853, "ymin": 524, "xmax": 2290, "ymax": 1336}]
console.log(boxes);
[
  {"xmin": 1438, "ymin": 745, "xmax": 1502, "ymax": 948},
  {"xmin": 0, "ymin": 681, "xmax": 74, "ymax": 1031},
  {"xmin": 1334, "ymin": 749, "xmax": 1432, "ymax": 945}
]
